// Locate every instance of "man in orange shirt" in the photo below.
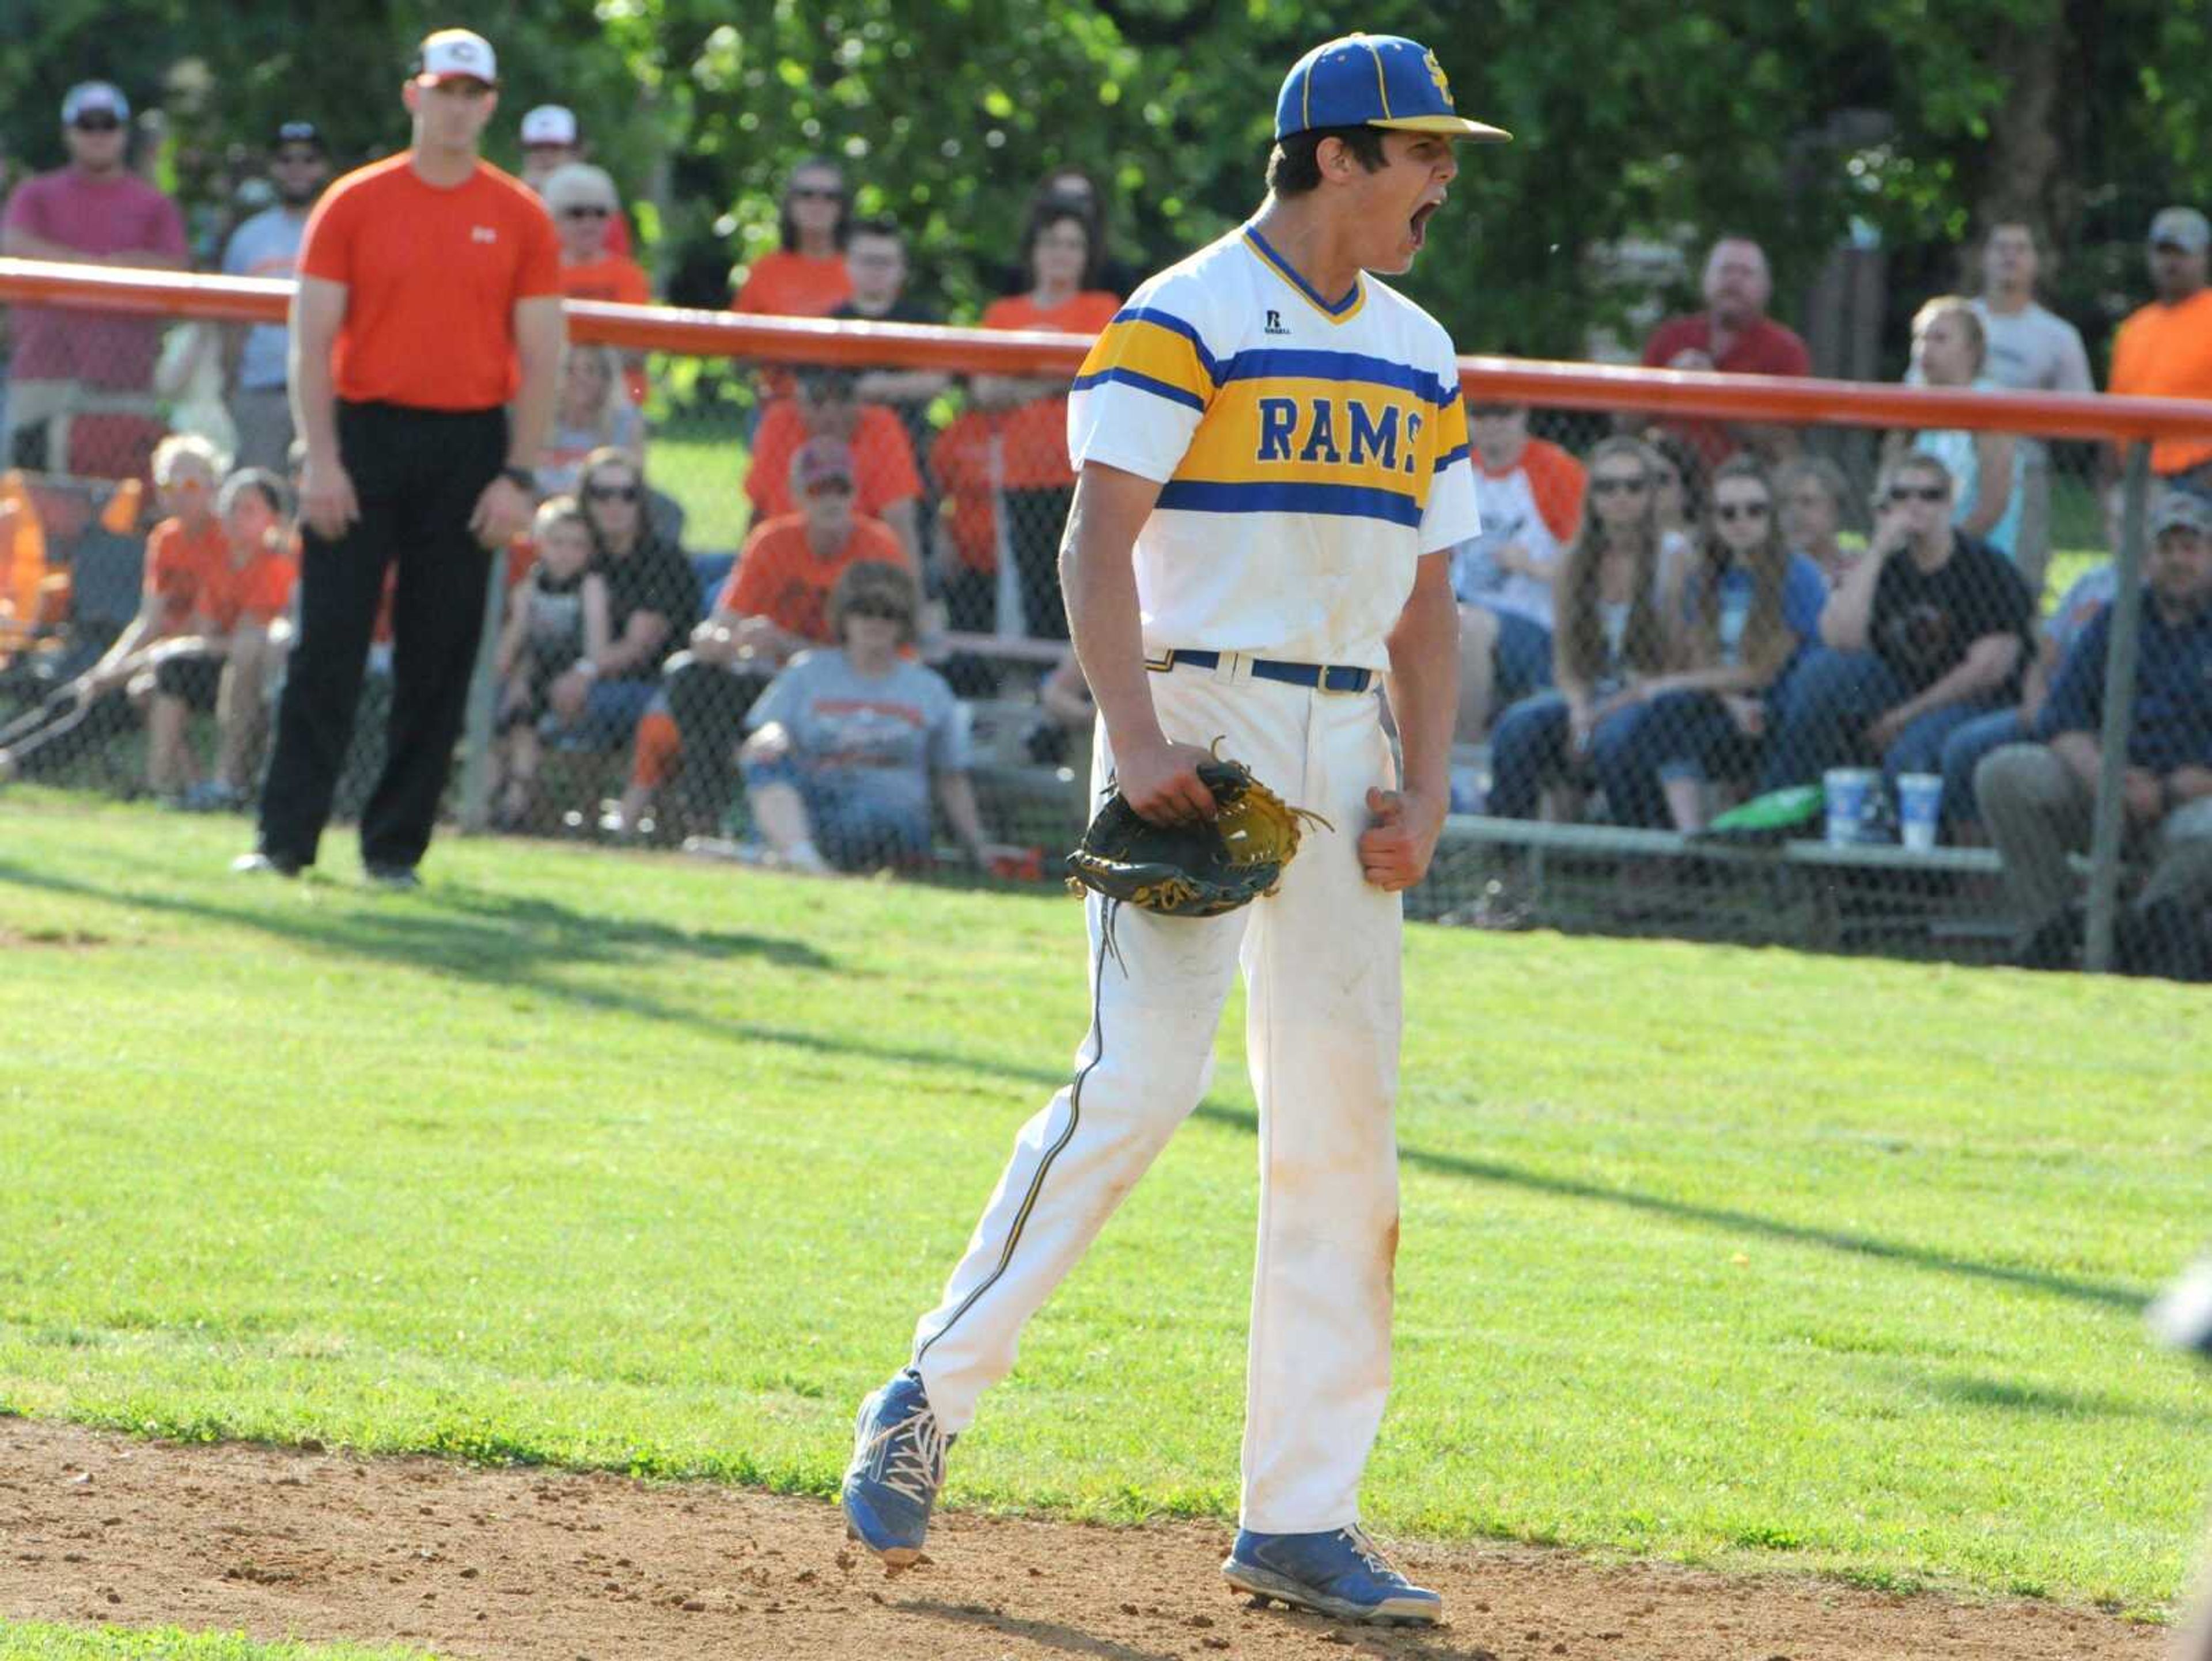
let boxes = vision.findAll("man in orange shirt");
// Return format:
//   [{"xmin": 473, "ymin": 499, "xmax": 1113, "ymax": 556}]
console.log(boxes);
[
  {"xmin": 747, "ymin": 366, "xmax": 923, "ymax": 568},
  {"xmin": 2107, "ymin": 207, "xmax": 2212, "ymax": 506},
  {"xmin": 241, "ymin": 28, "xmax": 562, "ymax": 888},
  {"xmin": 635, "ymin": 438, "xmax": 904, "ymax": 829}
]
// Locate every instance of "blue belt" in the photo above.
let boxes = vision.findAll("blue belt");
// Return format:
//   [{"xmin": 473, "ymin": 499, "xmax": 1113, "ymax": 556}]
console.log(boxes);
[{"xmin": 1146, "ymin": 648, "xmax": 1374, "ymax": 695}]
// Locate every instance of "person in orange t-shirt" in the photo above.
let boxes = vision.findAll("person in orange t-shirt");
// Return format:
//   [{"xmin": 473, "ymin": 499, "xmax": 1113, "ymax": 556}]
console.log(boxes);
[
  {"xmin": 927, "ymin": 407, "xmax": 1006, "ymax": 633},
  {"xmin": 0, "ymin": 434, "xmax": 224, "ymax": 784},
  {"xmin": 2107, "ymin": 207, "xmax": 2212, "ymax": 509},
  {"xmin": 733, "ymin": 157, "xmax": 854, "ymax": 405},
  {"xmin": 617, "ymin": 438, "xmax": 902, "ymax": 834},
  {"xmin": 969, "ymin": 201, "xmax": 1121, "ymax": 639},
  {"xmin": 518, "ymin": 104, "xmax": 634, "ymax": 257},
  {"xmin": 249, "ymin": 28, "xmax": 563, "ymax": 886},
  {"xmin": 747, "ymin": 367, "xmax": 922, "ymax": 567},
  {"xmin": 148, "ymin": 468, "xmax": 299, "ymax": 806},
  {"xmin": 543, "ymin": 162, "xmax": 653, "ymax": 407}
]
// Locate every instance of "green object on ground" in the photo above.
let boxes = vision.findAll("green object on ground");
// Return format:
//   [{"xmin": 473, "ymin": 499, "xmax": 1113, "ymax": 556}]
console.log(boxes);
[{"xmin": 1698, "ymin": 785, "xmax": 1825, "ymax": 844}]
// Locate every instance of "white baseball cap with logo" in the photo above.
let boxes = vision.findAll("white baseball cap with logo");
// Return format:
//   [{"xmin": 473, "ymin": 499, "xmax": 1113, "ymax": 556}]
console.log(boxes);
[
  {"xmin": 414, "ymin": 28, "xmax": 498, "ymax": 86},
  {"xmin": 521, "ymin": 105, "xmax": 578, "ymax": 147},
  {"xmin": 61, "ymin": 81, "xmax": 130, "ymax": 124}
]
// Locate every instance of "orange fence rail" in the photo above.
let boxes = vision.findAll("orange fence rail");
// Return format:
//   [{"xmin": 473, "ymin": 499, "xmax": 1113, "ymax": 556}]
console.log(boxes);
[{"xmin": 6, "ymin": 257, "xmax": 2212, "ymax": 444}]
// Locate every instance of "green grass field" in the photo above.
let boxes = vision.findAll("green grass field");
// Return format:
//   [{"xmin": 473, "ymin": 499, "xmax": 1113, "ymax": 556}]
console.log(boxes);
[
  {"xmin": 2, "ymin": 792, "xmax": 2209, "ymax": 1635},
  {"xmin": 0, "ymin": 1627, "xmax": 424, "ymax": 1661}
]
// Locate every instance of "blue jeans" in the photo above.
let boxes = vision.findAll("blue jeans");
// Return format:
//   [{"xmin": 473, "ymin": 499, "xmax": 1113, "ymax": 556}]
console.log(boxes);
[
  {"xmin": 540, "ymin": 676, "xmax": 658, "ymax": 752},
  {"xmin": 740, "ymin": 753, "xmax": 931, "ymax": 869},
  {"xmin": 1938, "ymin": 706, "xmax": 2026, "ymax": 829},
  {"xmin": 1758, "ymin": 647, "xmax": 1902, "ymax": 792},
  {"xmin": 1488, "ymin": 691, "xmax": 1645, "ymax": 821},
  {"xmin": 1593, "ymin": 690, "xmax": 1762, "ymax": 829},
  {"xmin": 1478, "ymin": 604, "xmax": 1555, "ymax": 704}
]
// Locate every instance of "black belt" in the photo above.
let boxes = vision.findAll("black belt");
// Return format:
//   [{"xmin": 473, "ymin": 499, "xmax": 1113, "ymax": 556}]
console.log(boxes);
[{"xmin": 1146, "ymin": 648, "xmax": 1374, "ymax": 695}]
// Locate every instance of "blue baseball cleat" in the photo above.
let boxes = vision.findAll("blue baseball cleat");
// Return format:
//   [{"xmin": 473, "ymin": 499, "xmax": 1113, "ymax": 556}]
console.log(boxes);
[
  {"xmin": 1222, "ymin": 1526, "xmax": 1443, "ymax": 1625},
  {"xmin": 840, "ymin": 1368, "xmax": 954, "ymax": 1571}
]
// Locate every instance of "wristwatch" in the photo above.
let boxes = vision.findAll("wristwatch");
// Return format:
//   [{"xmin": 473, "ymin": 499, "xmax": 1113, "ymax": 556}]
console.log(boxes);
[{"xmin": 499, "ymin": 465, "xmax": 536, "ymax": 494}]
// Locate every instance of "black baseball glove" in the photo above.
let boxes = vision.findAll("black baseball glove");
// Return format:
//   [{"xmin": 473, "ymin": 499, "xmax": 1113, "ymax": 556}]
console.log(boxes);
[{"xmin": 1065, "ymin": 754, "xmax": 1324, "ymax": 917}]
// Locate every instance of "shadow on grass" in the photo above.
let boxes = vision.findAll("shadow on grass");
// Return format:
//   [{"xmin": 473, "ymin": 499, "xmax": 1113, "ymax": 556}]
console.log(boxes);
[
  {"xmin": 1191, "ymin": 1103, "xmax": 2148, "ymax": 1314},
  {"xmin": 1919, "ymin": 1370, "xmax": 2209, "ymax": 1428},
  {"xmin": 0, "ymin": 856, "xmax": 1074, "ymax": 1093}
]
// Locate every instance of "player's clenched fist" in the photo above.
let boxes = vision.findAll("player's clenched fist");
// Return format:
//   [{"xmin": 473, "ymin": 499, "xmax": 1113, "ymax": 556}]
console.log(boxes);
[
  {"xmin": 1358, "ymin": 785, "xmax": 1445, "ymax": 891},
  {"xmin": 1113, "ymin": 735, "xmax": 1221, "ymax": 826}
]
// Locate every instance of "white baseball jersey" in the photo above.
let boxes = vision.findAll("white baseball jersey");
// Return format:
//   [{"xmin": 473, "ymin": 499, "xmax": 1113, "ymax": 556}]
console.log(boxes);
[{"xmin": 1068, "ymin": 221, "xmax": 1481, "ymax": 669}]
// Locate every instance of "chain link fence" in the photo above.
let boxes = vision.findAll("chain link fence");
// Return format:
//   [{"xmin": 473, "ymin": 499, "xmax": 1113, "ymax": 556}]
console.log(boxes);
[{"xmin": 2, "ymin": 275, "xmax": 2207, "ymax": 976}]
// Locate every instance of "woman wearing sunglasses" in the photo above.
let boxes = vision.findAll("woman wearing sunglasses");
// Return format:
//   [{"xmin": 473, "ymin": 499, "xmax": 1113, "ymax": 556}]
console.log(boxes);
[
  {"xmin": 735, "ymin": 559, "xmax": 990, "ymax": 873},
  {"xmin": 543, "ymin": 162, "xmax": 652, "ymax": 408},
  {"xmin": 1487, "ymin": 437, "xmax": 1671, "ymax": 820},
  {"xmin": 1761, "ymin": 451, "xmax": 2035, "ymax": 816},
  {"xmin": 1590, "ymin": 457, "xmax": 1829, "ymax": 829},
  {"xmin": 732, "ymin": 158, "xmax": 854, "ymax": 409},
  {"xmin": 532, "ymin": 448, "xmax": 699, "ymax": 775}
]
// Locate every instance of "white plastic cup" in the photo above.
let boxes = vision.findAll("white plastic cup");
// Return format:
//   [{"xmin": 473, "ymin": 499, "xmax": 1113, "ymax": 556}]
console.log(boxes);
[
  {"xmin": 1897, "ymin": 772, "xmax": 1944, "ymax": 852},
  {"xmin": 1823, "ymin": 767, "xmax": 1877, "ymax": 847}
]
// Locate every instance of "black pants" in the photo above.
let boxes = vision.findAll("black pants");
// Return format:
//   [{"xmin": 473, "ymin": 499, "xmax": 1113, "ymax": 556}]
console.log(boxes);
[{"xmin": 259, "ymin": 401, "xmax": 505, "ymax": 870}]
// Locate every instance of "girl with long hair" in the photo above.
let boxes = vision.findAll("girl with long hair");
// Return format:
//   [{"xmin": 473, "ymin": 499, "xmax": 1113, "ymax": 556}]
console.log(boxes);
[{"xmin": 1487, "ymin": 436, "xmax": 1669, "ymax": 820}]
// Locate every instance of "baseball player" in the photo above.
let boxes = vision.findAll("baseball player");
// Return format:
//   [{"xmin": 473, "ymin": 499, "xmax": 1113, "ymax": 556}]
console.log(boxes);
[{"xmin": 840, "ymin": 33, "xmax": 1505, "ymax": 1625}]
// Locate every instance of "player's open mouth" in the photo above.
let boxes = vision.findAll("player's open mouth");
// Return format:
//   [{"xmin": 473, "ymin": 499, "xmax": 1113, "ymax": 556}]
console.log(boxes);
[{"xmin": 1409, "ymin": 200, "xmax": 1441, "ymax": 247}]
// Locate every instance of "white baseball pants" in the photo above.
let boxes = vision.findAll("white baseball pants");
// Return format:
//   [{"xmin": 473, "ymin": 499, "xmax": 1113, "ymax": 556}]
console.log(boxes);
[{"xmin": 911, "ymin": 659, "xmax": 1404, "ymax": 1533}]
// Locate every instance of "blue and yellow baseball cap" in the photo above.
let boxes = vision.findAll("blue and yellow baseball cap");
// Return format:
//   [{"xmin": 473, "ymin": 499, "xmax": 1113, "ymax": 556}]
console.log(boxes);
[{"xmin": 1275, "ymin": 34, "xmax": 1509, "ymax": 144}]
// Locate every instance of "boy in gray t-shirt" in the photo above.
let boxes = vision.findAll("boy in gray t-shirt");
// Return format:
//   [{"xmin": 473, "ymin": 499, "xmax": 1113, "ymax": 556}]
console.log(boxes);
[{"xmin": 741, "ymin": 648, "xmax": 971, "ymax": 864}]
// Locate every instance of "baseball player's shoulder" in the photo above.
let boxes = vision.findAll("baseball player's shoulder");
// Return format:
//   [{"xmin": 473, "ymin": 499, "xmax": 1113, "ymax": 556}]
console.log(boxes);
[{"xmin": 1118, "ymin": 230, "xmax": 1255, "ymax": 333}]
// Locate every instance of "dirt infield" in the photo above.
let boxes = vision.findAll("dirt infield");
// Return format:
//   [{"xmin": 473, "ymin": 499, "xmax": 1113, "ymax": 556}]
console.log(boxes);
[{"xmin": 0, "ymin": 1417, "xmax": 2172, "ymax": 1660}]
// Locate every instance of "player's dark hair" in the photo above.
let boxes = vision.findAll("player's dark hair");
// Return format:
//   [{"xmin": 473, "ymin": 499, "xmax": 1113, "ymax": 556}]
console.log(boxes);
[
  {"xmin": 846, "ymin": 214, "xmax": 905, "ymax": 248},
  {"xmin": 1266, "ymin": 126, "xmax": 1388, "ymax": 198},
  {"xmin": 1018, "ymin": 201, "xmax": 1103, "ymax": 291},
  {"xmin": 777, "ymin": 156, "xmax": 850, "ymax": 253}
]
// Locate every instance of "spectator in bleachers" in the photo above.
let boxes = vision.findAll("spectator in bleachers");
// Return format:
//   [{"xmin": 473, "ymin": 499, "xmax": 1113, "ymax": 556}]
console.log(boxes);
[
  {"xmin": 1449, "ymin": 400, "xmax": 1584, "ymax": 738},
  {"xmin": 1777, "ymin": 455, "xmax": 1858, "ymax": 590},
  {"xmin": 0, "ymin": 82, "xmax": 188, "ymax": 473},
  {"xmin": 618, "ymin": 437, "xmax": 904, "ymax": 836},
  {"xmin": 536, "ymin": 446, "xmax": 698, "ymax": 756},
  {"xmin": 748, "ymin": 365, "xmax": 922, "ymax": 569},
  {"xmin": 221, "ymin": 122, "xmax": 330, "ymax": 472},
  {"xmin": 145, "ymin": 467, "xmax": 297, "ymax": 809},
  {"xmin": 733, "ymin": 157, "xmax": 853, "ymax": 408},
  {"xmin": 737, "ymin": 558, "xmax": 989, "ymax": 873},
  {"xmin": 1939, "ymin": 553, "xmax": 2117, "ymax": 836},
  {"xmin": 1763, "ymin": 451, "xmax": 2033, "ymax": 811},
  {"xmin": 1638, "ymin": 237, "xmax": 1809, "ymax": 479},
  {"xmin": 536, "ymin": 344, "xmax": 641, "ymax": 496},
  {"xmin": 543, "ymin": 161, "xmax": 651, "ymax": 407},
  {"xmin": 1977, "ymin": 488, "xmax": 2212, "ymax": 953},
  {"xmin": 971, "ymin": 201, "xmax": 1122, "ymax": 638},
  {"xmin": 830, "ymin": 217, "xmax": 950, "ymax": 461},
  {"xmin": 492, "ymin": 496, "xmax": 609, "ymax": 829},
  {"xmin": 1894, "ymin": 296, "xmax": 2024, "ymax": 569},
  {"xmin": 0, "ymin": 434, "xmax": 222, "ymax": 786},
  {"xmin": 1642, "ymin": 426, "xmax": 1702, "ymax": 592},
  {"xmin": 1487, "ymin": 437, "xmax": 1671, "ymax": 821},
  {"xmin": 1974, "ymin": 222, "xmax": 2094, "ymax": 590},
  {"xmin": 2107, "ymin": 208, "xmax": 2212, "ymax": 504},
  {"xmin": 518, "ymin": 105, "xmax": 632, "ymax": 256},
  {"xmin": 927, "ymin": 403, "xmax": 1010, "ymax": 634},
  {"xmin": 1592, "ymin": 457, "xmax": 1828, "ymax": 829},
  {"xmin": 998, "ymin": 168, "xmax": 1142, "ymax": 300}
]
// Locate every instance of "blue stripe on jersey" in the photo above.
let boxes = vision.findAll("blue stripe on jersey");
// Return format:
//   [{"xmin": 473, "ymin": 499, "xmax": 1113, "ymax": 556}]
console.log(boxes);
[
  {"xmin": 1156, "ymin": 478, "xmax": 1425, "ymax": 528},
  {"xmin": 1215, "ymin": 348, "xmax": 1459, "ymax": 407},
  {"xmin": 1105, "ymin": 306, "xmax": 1222, "ymax": 384},
  {"xmin": 1070, "ymin": 365, "xmax": 1210, "ymax": 412},
  {"xmin": 1243, "ymin": 224, "xmax": 1363, "ymax": 318},
  {"xmin": 1433, "ymin": 442, "xmax": 1471, "ymax": 473}
]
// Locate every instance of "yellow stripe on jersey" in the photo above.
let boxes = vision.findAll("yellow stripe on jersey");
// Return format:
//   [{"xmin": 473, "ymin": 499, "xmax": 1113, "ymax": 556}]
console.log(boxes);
[
  {"xmin": 1158, "ymin": 375, "xmax": 1450, "ymax": 528},
  {"xmin": 1072, "ymin": 310, "xmax": 1219, "ymax": 413}
]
